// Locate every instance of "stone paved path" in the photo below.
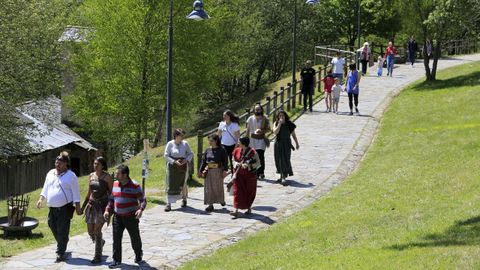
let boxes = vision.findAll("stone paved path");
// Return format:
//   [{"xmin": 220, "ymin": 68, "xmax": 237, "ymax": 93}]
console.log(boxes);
[{"xmin": 2, "ymin": 55, "xmax": 480, "ymax": 270}]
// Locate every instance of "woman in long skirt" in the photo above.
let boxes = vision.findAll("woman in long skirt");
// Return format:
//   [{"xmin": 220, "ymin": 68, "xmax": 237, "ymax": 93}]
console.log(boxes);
[
  {"xmin": 81, "ymin": 156, "xmax": 113, "ymax": 264},
  {"xmin": 164, "ymin": 128, "xmax": 194, "ymax": 212},
  {"xmin": 229, "ymin": 137, "xmax": 258, "ymax": 218},
  {"xmin": 198, "ymin": 134, "xmax": 228, "ymax": 212},
  {"xmin": 273, "ymin": 110, "xmax": 300, "ymax": 186}
]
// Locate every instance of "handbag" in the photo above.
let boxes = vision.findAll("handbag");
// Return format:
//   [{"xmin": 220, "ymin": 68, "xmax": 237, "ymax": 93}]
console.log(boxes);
[{"xmin": 261, "ymin": 116, "xmax": 271, "ymax": 148}]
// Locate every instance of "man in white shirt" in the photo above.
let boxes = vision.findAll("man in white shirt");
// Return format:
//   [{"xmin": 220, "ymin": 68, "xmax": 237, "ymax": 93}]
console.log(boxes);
[
  {"xmin": 331, "ymin": 51, "xmax": 345, "ymax": 84},
  {"xmin": 36, "ymin": 151, "xmax": 82, "ymax": 263},
  {"xmin": 246, "ymin": 103, "xmax": 270, "ymax": 180}
]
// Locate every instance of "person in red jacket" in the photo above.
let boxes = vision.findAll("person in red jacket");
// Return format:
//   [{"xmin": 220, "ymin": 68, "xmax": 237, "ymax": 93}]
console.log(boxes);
[
  {"xmin": 321, "ymin": 69, "xmax": 335, "ymax": 112},
  {"xmin": 384, "ymin": 42, "xmax": 397, "ymax": 77}
]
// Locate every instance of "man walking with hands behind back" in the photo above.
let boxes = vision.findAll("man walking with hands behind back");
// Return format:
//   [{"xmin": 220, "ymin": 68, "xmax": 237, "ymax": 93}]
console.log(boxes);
[
  {"xmin": 36, "ymin": 151, "xmax": 82, "ymax": 263},
  {"xmin": 104, "ymin": 165, "xmax": 146, "ymax": 269},
  {"xmin": 300, "ymin": 60, "xmax": 316, "ymax": 112}
]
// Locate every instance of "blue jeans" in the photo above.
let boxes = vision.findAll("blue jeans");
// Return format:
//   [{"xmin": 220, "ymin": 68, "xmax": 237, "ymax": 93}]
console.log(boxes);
[
  {"xmin": 333, "ymin": 73, "xmax": 343, "ymax": 84},
  {"xmin": 386, "ymin": 55, "xmax": 395, "ymax": 76}
]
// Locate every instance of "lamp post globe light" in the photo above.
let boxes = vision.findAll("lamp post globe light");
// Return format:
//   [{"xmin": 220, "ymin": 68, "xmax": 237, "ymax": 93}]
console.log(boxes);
[
  {"xmin": 292, "ymin": 0, "xmax": 319, "ymax": 96},
  {"xmin": 187, "ymin": 0, "xmax": 211, "ymax": 20},
  {"xmin": 166, "ymin": 0, "xmax": 210, "ymax": 142}
]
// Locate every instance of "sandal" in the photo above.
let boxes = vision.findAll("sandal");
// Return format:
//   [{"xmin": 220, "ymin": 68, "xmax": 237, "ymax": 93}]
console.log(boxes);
[{"xmin": 230, "ymin": 212, "xmax": 239, "ymax": 219}]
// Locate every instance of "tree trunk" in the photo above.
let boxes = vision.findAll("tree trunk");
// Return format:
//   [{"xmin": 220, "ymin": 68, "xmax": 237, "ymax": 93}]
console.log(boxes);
[
  {"xmin": 431, "ymin": 41, "xmax": 442, "ymax": 81},
  {"xmin": 254, "ymin": 59, "xmax": 267, "ymax": 92},
  {"xmin": 423, "ymin": 43, "xmax": 433, "ymax": 81}
]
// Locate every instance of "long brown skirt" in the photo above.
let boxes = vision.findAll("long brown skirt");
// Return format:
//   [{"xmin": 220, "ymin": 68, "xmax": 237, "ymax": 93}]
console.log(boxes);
[{"xmin": 204, "ymin": 168, "xmax": 225, "ymax": 205}]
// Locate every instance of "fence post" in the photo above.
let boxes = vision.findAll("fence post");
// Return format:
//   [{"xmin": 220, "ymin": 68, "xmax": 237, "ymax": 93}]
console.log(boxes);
[
  {"xmin": 273, "ymin": 91, "xmax": 278, "ymax": 120},
  {"xmin": 196, "ymin": 130, "xmax": 203, "ymax": 173},
  {"xmin": 280, "ymin": 87, "xmax": 285, "ymax": 110},
  {"xmin": 288, "ymin": 83, "xmax": 295, "ymax": 109},
  {"xmin": 317, "ymin": 67, "xmax": 322, "ymax": 93},
  {"xmin": 287, "ymin": 84, "xmax": 292, "ymax": 111}
]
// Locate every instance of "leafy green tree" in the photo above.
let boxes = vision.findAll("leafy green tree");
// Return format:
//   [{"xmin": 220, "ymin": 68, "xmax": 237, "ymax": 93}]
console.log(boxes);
[
  {"xmin": 0, "ymin": 0, "xmax": 76, "ymax": 157},
  {"xmin": 397, "ymin": 0, "xmax": 480, "ymax": 81}
]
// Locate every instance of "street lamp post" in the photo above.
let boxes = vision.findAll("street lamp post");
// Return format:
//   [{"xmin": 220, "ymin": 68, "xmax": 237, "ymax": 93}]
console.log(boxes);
[
  {"xmin": 356, "ymin": 0, "xmax": 361, "ymax": 69},
  {"xmin": 291, "ymin": 0, "xmax": 319, "ymax": 97},
  {"xmin": 166, "ymin": 0, "xmax": 210, "ymax": 143}
]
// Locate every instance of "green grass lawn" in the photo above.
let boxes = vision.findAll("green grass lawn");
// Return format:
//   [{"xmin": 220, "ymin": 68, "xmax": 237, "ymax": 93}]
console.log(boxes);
[
  {"xmin": 0, "ymin": 68, "xmax": 324, "ymax": 259},
  {"xmin": 180, "ymin": 61, "xmax": 480, "ymax": 270}
]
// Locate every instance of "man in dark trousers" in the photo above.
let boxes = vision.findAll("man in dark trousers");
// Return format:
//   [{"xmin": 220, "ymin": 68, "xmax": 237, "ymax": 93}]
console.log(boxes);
[
  {"xmin": 300, "ymin": 60, "xmax": 316, "ymax": 112},
  {"xmin": 407, "ymin": 36, "xmax": 418, "ymax": 67},
  {"xmin": 104, "ymin": 165, "xmax": 146, "ymax": 269},
  {"xmin": 36, "ymin": 151, "xmax": 82, "ymax": 263}
]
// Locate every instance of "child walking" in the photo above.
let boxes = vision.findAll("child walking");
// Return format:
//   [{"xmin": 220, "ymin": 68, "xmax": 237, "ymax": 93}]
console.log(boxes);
[
  {"xmin": 377, "ymin": 55, "xmax": 384, "ymax": 76},
  {"xmin": 321, "ymin": 69, "xmax": 335, "ymax": 112},
  {"xmin": 331, "ymin": 78, "xmax": 342, "ymax": 114}
]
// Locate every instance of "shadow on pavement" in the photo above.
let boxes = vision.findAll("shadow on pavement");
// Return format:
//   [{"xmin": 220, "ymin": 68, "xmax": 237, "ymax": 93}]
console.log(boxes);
[
  {"xmin": 66, "ymin": 255, "xmax": 109, "ymax": 266},
  {"xmin": 236, "ymin": 212, "xmax": 276, "ymax": 225},
  {"xmin": 387, "ymin": 215, "xmax": 480, "ymax": 250},
  {"xmin": 285, "ymin": 179, "xmax": 315, "ymax": 188},
  {"xmin": 252, "ymin": 206, "xmax": 278, "ymax": 212},
  {"xmin": 175, "ymin": 206, "xmax": 211, "ymax": 215}
]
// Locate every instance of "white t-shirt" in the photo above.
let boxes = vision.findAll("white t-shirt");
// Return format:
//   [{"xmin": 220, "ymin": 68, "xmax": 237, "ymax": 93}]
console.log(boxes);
[
  {"xmin": 331, "ymin": 57, "xmax": 345, "ymax": 74},
  {"xmin": 246, "ymin": 115, "xmax": 267, "ymax": 150},
  {"xmin": 332, "ymin": 84, "xmax": 343, "ymax": 99},
  {"xmin": 218, "ymin": 121, "xmax": 240, "ymax": 146},
  {"xmin": 40, "ymin": 169, "xmax": 80, "ymax": 207},
  {"xmin": 164, "ymin": 140, "xmax": 193, "ymax": 164}
]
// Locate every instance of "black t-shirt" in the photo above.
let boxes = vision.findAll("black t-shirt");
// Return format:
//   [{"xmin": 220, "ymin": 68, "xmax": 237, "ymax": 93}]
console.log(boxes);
[{"xmin": 300, "ymin": 67, "xmax": 316, "ymax": 87}]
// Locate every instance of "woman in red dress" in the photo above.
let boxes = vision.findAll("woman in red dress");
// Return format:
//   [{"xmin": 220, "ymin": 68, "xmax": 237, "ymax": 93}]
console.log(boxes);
[{"xmin": 229, "ymin": 137, "xmax": 258, "ymax": 218}]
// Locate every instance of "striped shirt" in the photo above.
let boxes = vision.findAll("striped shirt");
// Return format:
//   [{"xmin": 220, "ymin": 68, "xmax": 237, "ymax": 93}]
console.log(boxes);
[{"xmin": 106, "ymin": 179, "xmax": 146, "ymax": 217}]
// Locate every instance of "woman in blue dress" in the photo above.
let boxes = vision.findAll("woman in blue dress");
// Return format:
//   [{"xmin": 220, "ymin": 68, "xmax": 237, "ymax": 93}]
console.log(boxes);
[{"xmin": 345, "ymin": 63, "xmax": 361, "ymax": 115}]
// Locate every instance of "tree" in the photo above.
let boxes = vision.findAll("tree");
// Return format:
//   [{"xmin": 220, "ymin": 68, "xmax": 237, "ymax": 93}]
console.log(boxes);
[
  {"xmin": 0, "ymin": 0, "xmax": 76, "ymax": 157},
  {"xmin": 397, "ymin": 0, "xmax": 480, "ymax": 81}
]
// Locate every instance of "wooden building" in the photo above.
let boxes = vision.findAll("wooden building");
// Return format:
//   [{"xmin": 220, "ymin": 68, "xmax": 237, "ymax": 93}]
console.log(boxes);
[{"xmin": 0, "ymin": 97, "xmax": 96, "ymax": 200}]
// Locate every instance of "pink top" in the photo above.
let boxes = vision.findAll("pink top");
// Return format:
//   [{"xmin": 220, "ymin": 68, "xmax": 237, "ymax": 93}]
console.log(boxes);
[{"xmin": 384, "ymin": 46, "xmax": 396, "ymax": 58}]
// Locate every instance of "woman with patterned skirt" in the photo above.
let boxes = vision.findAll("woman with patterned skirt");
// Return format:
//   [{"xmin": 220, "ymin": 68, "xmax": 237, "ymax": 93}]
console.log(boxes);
[
  {"xmin": 199, "ymin": 134, "xmax": 228, "ymax": 212},
  {"xmin": 81, "ymin": 156, "xmax": 113, "ymax": 264}
]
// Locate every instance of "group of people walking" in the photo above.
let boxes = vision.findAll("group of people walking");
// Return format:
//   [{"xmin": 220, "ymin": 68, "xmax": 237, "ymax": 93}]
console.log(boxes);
[
  {"xmin": 35, "ymin": 104, "xmax": 301, "ymax": 268},
  {"xmin": 313, "ymin": 40, "xmax": 405, "ymax": 115},
  {"xmin": 37, "ymin": 152, "xmax": 145, "ymax": 268},
  {"xmin": 165, "ymin": 106, "xmax": 300, "ymax": 215},
  {"xmin": 35, "ymin": 38, "xmax": 412, "ymax": 268}
]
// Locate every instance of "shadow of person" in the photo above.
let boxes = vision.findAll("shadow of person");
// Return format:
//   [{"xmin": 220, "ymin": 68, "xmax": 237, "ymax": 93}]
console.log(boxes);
[
  {"xmin": 252, "ymin": 206, "xmax": 278, "ymax": 212},
  {"xmin": 284, "ymin": 179, "xmax": 315, "ymax": 188},
  {"xmin": 103, "ymin": 261, "xmax": 158, "ymax": 269},
  {"xmin": 236, "ymin": 211, "xmax": 276, "ymax": 225},
  {"xmin": 388, "ymin": 215, "xmax": 480, "ymax": 250},
  {"xmin": 175, "ymin": 205, "xmax": 211, "ymax": 215},
  {"xmin": 66, "ymin": 256, "xmax": 108, "ymax": 266}
]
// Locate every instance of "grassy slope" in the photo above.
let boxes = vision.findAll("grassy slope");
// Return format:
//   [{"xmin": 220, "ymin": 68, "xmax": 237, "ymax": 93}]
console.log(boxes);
[
  {"xmin": 0, "ymin": 68, "xmax": 324, "ymax": 258},
  {"xmin": 181, "ymin": 62, "xmax": 480, "ymax": 270}
]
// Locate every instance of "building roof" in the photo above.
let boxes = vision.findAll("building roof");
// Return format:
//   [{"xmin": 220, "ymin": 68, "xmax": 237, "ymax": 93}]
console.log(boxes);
[
  {"xmin": 18, "ymin": 96, "xmax": 96, "ymax": 155},
  {"xmin": 58, "ymin": 26, "xmax": 91, "ymax": 43}
]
